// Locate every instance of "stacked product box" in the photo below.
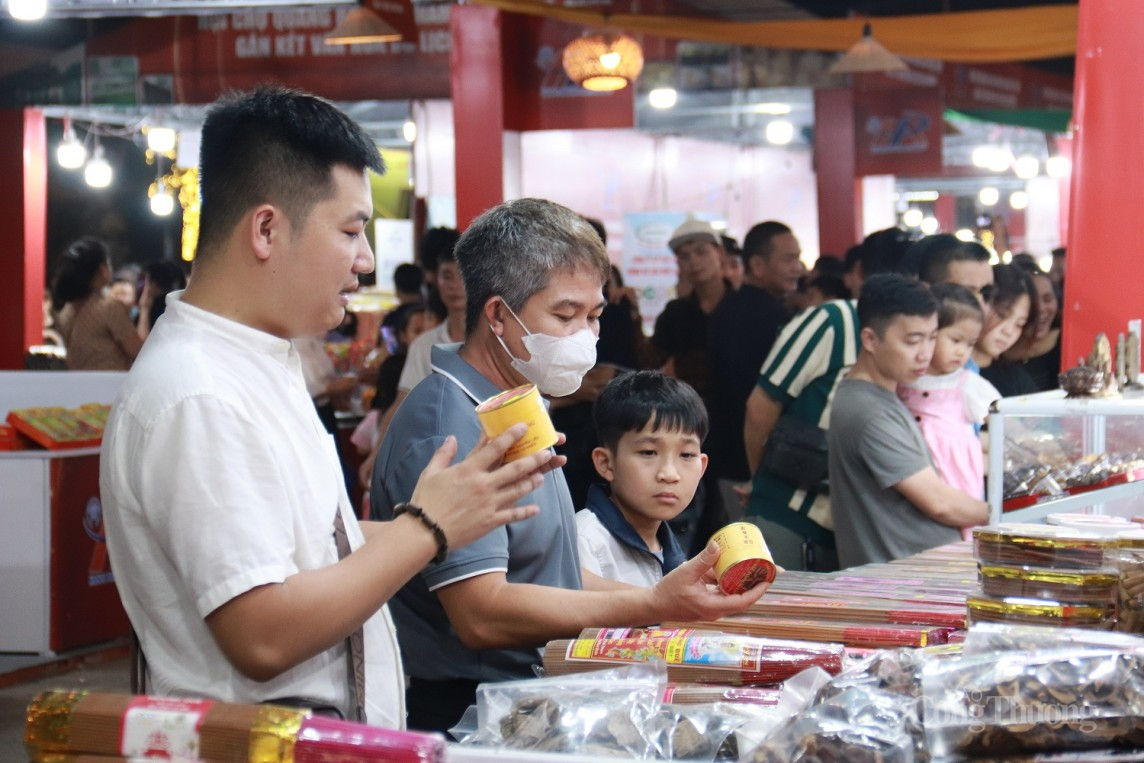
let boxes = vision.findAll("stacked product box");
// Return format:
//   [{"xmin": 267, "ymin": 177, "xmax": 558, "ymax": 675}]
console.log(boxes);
[{"xmin": 969, "ymin": 523, "xmax": 1120, "ymax": 630}]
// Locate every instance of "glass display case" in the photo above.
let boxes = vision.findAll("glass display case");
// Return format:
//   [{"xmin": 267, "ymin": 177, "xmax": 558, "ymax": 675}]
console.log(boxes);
[{"xmin": 986, "ymin": 389, "xmax": 1144, "ymax": 524}]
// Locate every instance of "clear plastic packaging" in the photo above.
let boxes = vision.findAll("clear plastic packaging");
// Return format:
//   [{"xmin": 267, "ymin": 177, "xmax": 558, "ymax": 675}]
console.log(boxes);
[
  {"xmin": 961, "ymin": 622, "xmax": 1144, "ymax": 656},
  {"xmin": 745, "ymin": 685, "xmax": 918, "ymax": 763},
  {"xmin": 922, "ymin": 642, "xmax": 1144, "ymax": 757},
  {"xmin": 469, "ymin": 663, "xmax": 664, "ymax": 758},
  {"xmin": 973, "ymin": 524, "xmax": 1113, "ymax": 569}
]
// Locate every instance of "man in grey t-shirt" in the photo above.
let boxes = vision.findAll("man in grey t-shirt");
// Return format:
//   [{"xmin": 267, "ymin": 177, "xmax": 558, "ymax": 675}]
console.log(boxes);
[{"xmin": 828, "ymin": 274, "xmax": 988, "ymax": 568}]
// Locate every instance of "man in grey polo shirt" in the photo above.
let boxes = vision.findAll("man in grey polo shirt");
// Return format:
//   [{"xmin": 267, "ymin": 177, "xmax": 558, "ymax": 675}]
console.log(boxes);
[{"xmin": 372, "ymin": 198, "xmax": 768, "ymax": 735}]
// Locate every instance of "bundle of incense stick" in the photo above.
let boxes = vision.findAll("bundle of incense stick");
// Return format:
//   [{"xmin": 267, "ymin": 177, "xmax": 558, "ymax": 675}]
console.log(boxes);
[
  {"xmin": 745, "ymin": 595, "xmax": 966, "ymax": 628},
  {"xmin": 661, "ymin": 683, "xmax": 783, "ymax": 706},
  {"xmin": 25, "ymin": 691, "xmax": 445, "ymax": 763},
  {"xmin": 665, "ymin": 614, "xmax": 953, "ymax": 648},
  {"xmin": 542, "ymin": 628, "xmax": 844, "ymax": 685}
]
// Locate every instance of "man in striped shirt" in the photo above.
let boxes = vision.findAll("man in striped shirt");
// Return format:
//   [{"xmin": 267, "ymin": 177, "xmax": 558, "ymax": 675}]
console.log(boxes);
[{"xmin": 742, "ymin": 229, "xmax": 911, "ymax": 571}]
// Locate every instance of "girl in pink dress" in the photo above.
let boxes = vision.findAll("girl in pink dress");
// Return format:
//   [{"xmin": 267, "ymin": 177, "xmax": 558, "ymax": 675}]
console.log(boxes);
[{"xmin": 898, "ymin": 284, "xmax": 1001, "ymax": 540}]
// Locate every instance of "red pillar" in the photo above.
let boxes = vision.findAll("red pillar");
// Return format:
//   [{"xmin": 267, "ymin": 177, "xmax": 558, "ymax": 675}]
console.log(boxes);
[
  {"xmin": 0, "ymin": 109, "xmax": 46, "ymax": 370},
  {"xmin": 1061, "ymin": 0, "xmax": 1144, "ymax": 366},
  {"xmin": 813, "ymin": 89, "xmax": 862, "ymax": 257},
  {"xmin": 450, "ymin": 4, "xmax": 505, "ymax": 231}
]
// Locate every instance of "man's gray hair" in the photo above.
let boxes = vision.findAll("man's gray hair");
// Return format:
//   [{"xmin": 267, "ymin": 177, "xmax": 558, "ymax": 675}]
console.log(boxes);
[{"xmin": 456, "ymin": 198, "xmax": 611, "ymax": 336}]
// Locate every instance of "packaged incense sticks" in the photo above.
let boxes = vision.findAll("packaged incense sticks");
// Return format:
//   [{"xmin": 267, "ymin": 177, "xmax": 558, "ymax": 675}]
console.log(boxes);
[
  {"xmin": 965, "ymin": 595, "xmax": 1117, "ymax": 630},
  {"xmin": 744, "ymin": 594, "xmax": 967, "ymax": 628},
  {"xmin": 973, "ymin": 524, "xmax": 1113, "ymax": 569},
  {"xmin": 977, "ymin": 562, "xmax": 1119, "ymax": 605},
  {"xmin": 25, "ymin": 691, "xmax": 445, "ymax": 763},
  {"xmin": 672, "ymin": 614, "xmax": 954, "ymax": 648},
  {"xmin": 542, "ymin": 628, "xmax": 843, "ymax": 685}
]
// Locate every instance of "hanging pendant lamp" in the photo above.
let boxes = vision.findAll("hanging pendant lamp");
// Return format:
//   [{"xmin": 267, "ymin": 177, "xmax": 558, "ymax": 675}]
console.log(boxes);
[
  {"xmin": 324, "ymin": 3, "xmax": 402, "ymax": 45},
  {"xmin": 562, "ymin": 31, "xmax": 644, "ymax": 92},
  {"xmin": 829, "ymin": 23, "xmax": 907, "ymax": 75}
]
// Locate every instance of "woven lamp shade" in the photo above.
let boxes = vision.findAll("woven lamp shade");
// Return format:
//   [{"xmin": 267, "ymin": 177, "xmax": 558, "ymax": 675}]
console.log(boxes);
[{"xmin": 562, "ymin": 33, "xmax": 644, "ymax": 92}]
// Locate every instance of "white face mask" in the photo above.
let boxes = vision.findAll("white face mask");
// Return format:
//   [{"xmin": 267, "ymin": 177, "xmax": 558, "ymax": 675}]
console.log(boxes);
[{"xmin": 493, "ymin": 302, "xmax": 598, "ymax": 397}]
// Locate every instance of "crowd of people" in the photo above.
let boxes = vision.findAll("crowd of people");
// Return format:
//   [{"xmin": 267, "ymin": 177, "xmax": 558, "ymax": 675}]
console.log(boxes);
[{"xmin": 70, "ymin": 87, "xmax": 1070, "ymax": 740}]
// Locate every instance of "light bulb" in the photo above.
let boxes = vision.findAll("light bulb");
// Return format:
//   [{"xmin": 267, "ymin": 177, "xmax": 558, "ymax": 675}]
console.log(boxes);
[
  {"xmin": 150, "ymin": 188, "xmax": 175, "ymax": 216},
  {"xmin": 599, "ymin": 51, "xmax": 621, "ymax": 70},
  {"xmin": 1013, "ymin": 155, "xmax": 1039, "ymax": 179},
  {"xmin": 402, "ymin": 119, "xmax": 416, "ymax": 143},
  {"xmin": 919, "ymin": 216, "xmax": 940, "ymax": 235},
  {"xmin": 648, "ymin": 88, "xmax": 677, "ymax": 110},
  {"xmin": 84, "ymin": 146, "xmax": 113, "ymax": 188},
  {"xmin": 147, "ymin": 126, "xmax": 177, "ymax": 154},
  {"xmin": 9, "ymin": 0, "xmax": 47, "ymax": 20},
  {"xmin": 1009, "ymin": 190, "xmax": 1029, "ymax": 210},
  {"xmin": 986, "ymin": 149, "xmax": 1013, "ymax": 174},
  {"xmin": 978, "ymin": 187, "xmax": 1000, "ymax": 207},
  {"xmin": 901, "ymin": 208, "xmax": 924, "ymax": 228},
  {"xmin": 765, "ymin": 120, "xmax": 794, "ymax": 145},
  {"xmin": 1046, "ymin": 155, "xmax": 1070, "ymax": 178},
  {"xmin": 955, "ymin": 229, "xmax": 976, "ymax": 242},
  {"xmin": 971, "ymin": 146, "xmax": 995, "ymax": 169},
  {"xmin": 57, "ymin": 124, "xmax": 86, "ymax": 169}
]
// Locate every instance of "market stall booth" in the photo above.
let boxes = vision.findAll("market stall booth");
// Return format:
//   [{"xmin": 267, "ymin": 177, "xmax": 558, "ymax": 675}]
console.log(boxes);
[{"xmin": 1, "ymin": 370, "xmax": 129, "ymax": 655}]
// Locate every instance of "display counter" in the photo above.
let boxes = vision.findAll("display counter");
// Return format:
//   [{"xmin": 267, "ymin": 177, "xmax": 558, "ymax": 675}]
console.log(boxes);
[
  {"xmin": 1, "ymin": 371, "xmax": 129, "ymax": 655},
  {"xmin": 986, "ymin": 388, "xmax": 1144, "ymax": 523}
]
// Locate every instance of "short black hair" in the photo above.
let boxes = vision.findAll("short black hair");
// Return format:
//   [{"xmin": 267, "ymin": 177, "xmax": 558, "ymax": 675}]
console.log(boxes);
[
  {"xmin": 419, "ymin": 226, "xmax": 460, "ymax": 272},
  {"xmin": 857, "ymin": 273, "xmax": 938, "ymax": 338},
  {"xmin": 900, "ymin": 234, "xmax": 991, "ymax": 284},
  {"xmin": 809, "ymin": 274, "xmax": 850, "ymax": 301},
  {"xmin": 742, "ymin": 221, "xmax": 792, "ymax": 265},
  {"xmin": 197, "ymin": 86, "xmax": 383, "ymax": 259},
  {"xmin": 812, "ymin": 255, "xmax": 846, "ymax": 279},
  {"xmin": 393, "ymin": 263, "xmax": 424, "ymax": 295},
  {"xmin": 858, "ymin": 227, "xmax": 914, "ymax": 278},
  {"xmin": 594, "ymin": 371, "xmax": 708, "ymax": 452},
  {"xmin": 930, "ymin": 282, "xmax": 984, "ymax": 330}
]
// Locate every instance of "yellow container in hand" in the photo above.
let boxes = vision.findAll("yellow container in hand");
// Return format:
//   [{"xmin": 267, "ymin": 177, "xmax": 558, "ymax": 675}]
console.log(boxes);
[
  {"xmin": 475, "ymin": 384, "xmax": 558, "ymax": 463},
  {"xmin": 709, "ymin": 522, "xmax": 776, "ymax": 595}
]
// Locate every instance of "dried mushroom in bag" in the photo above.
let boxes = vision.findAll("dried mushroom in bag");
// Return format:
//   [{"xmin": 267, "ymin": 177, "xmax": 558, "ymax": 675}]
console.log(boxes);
[
  {"xmin": 746, "ymin": 686, "xmax": 918, "ymax": 763},
  {"xmin": 472, "ymin": 662, "xmax": 663, "ymax": 758},
  {"xmin": 922, "ymin": 644, "xmax": 1144, "ymax": 758},
  {"xmin": 646, "ymin": 705, "xmax": 742, "ymax": 761}
]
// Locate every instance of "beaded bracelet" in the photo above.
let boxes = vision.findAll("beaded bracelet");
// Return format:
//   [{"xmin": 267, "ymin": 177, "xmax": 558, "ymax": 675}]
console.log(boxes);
[{"xmin": 393, "ymin": 502, "xmax": 449, "ymax": 564}]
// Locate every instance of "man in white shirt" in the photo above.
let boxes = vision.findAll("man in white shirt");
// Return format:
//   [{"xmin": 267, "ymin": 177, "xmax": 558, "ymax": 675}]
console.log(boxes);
[{"xmin": 100, "ymin": 86, "xmax": 554, "ymax": 727}]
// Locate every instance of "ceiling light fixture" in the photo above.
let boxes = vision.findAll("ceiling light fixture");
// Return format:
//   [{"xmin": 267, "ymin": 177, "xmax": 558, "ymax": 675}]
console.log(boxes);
[
  {"xmin": 828, "ymin": 23, "xmax": 907, "ymax": 75},
  {"xmin": 754, "ymin": 102, "xmax": 791, "ymax": 116},
  {"xmin": 146, "ymin": 125, "xmax": 178, "ymax": 154},
  {"xmin": 57, "ymin": 117, "xmax": 86, "ymax": 169},
  {"xmin": 324, "ymin": 4, "xmax": 401, "ymax": 46},
  {"xmin": 1013, "ymin": 154, "xmax": 1039, "ymax": 179},
  {"xmin": 1009, "ymin": 190, "xmax": 1029, "ymax": 210},
  {"xmin": 648, "ymin": 87, "xmax": 677, "ymax": 110},
  {"xmin": 150, "ymin": 178, "xmax": 175, "ymax": 216},
  {"xmin": 764, "ymin": 120, "xmax": 794, "ymax": 145},
  {"xmin": 84, "ymin": 140, "xmax": 113, "ymax": 189},
  {"xmin": 562, "ymin": 31, "xmax": 644, "ymax": 92},
  {"xmin": 1046, "ymin": 155, "xmax": 1071, "ymax": 178},
  {"xmin": 979, "ymin": 187, "xmax": 1000, "ymax": 207},
  {"xmin": 8, "ymin": 0, "xmax": 47, "ymax": 21}
]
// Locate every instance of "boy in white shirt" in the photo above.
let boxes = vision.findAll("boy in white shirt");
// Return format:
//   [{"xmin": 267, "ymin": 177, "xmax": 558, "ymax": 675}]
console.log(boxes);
[{"xmin": 577, "ymin": 371, "xmax": 709, "ymax": 586}]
